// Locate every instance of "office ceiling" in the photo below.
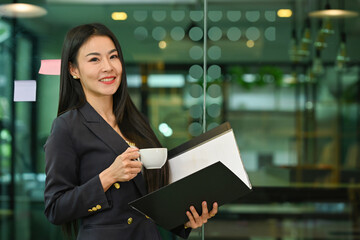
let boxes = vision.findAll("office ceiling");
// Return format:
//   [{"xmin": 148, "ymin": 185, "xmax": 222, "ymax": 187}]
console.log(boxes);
[{"xmin": 6, "ymin": 0, "xmax": 360, "ymax": 64}]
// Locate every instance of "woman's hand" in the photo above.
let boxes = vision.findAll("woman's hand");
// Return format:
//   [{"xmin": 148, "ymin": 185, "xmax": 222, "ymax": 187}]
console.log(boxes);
[
  {"xmin": 100, "ymin": 147, "xmax": 142, "ymax": 191},
  {"xmin": 184, "ymin": 201, "xmax": 218, "ymax": 229},
  {"xmin": 110, "ymin": 147, "xmax": 142, "ymax": 182}
]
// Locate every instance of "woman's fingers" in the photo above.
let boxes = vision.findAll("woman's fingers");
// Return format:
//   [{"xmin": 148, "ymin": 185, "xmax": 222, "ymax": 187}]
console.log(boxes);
[
  {"xmin": 122, "ymin": 147, "xmax": 140, "ymax": 161},
  {"xmin": 185, "ymin": 201, "xmax": 218, "ymax": 229},
  {"xmin": 190, "ymin": 206, "xmax": 201, "ymax": 226},
  {"xmin": 201, "ymin": 201, "xmax": 209, "ymax": 221},
  {"xmin": 209, "ymin": 202, "xmax": 218, "ymax": 218},
  {"xmin": 185, "ymin": 209, "xmax": 196, "ymax": 227},
  {"xmin": 111, "ymin": 147, "xmax": 142, "ymax": 182}
]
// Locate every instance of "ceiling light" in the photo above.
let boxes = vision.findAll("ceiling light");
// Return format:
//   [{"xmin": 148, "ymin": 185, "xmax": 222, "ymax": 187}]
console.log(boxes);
[
  {"xmin": 297, "ymin": 41, "xmax": 310, "ymax": 57},
  {"xmin": 111, "ymin": 12, "xmax": 127, "ymax": 21},
  {"xmin": 277, "ymin": 9, "xmax": 292, "ymax": 18},
  {"xmin": 309, "ymin": 9, "xmax": 358, "ymax": 18},
  {"xmin": 336, "ymin": 33, "xmax": 350, "ymax": 71},
  {"xmin": 300, "ymin": 18, "xmax": 311, "ymax": 45},
  {"xmin": 246, "ymin": 40, "xmax": 254, "ymax": 48},
  {"xmin": 314, "ymin": 31, "xmax": 327, "ymax": 50},
  {"xmin": 301, "ymin": 27, "xmax": 311, "ymax": 44},
  {"xmin": 289, "ymin": 30, "xmax": 300, "ymax": 62},
  {"xmin": 0, "ymin": 3, "xmax": 47, "ymax": 18},
  {"xmin": 320, "ymin": 18, "xmax": 335, "ymax": 35},
  {"xmin": 309, "ymin": 2, "xmax": 359, "ymax": 18},
  {"xmin": 158, "ymin": 40, "xmax": 167, "ymax": 49},
  {"xmin": 312, "ymin": 51, "xmax": 324, "ymax": 76}
]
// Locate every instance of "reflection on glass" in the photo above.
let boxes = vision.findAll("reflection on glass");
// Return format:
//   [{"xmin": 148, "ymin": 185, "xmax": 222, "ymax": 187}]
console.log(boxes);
[
  {"xmin": 133, "ymin": 10, "xmax": 148, "ymax": 22},
  {"xmin": 246, "ymin": 27, "xmax": 260, "ymax": 41},
  {"xmin": 264, "ymin": 27, "xmax": 276, "ymax": 41},
  {"xmin": 189, "ymin": 45, "xmax": 204, "ymax": 60},
  {"xmin": 189, "ymin": 26, "xmax": 203, "ymax": 41},
  {"xmin": 207, "ymin": 45, "xmax": 221, "ymax": 60},
  {"xmin": 208, "ymin": 26, "xmax": 222, "ymax": 41},
  {"xmin": 227, "ymin": 10, "xmax": 241, "ymax": 22},
  {"xmin": 152, "ymin": 10, "xmax": 166, "ymax": 22},
  {"xmin": 207, "ymin": 65, "xmax": 221, "ymax": 80},
  {"xmin": 189, "ymin": 104, "xmax": 202, "ymax": 119},
  {"xmin": 264, "ymin": 10, "xmax": 276, "ymax": 22},
  {"xmin": 208, "ymin": 10, "xmax": 223, "ymax": 22},
  {"xmin": 190, "ymin": 10, "xmax": 204, "ymax": 22},
  {"xmin": 189, "ymin": 84, "xmax": 203, "ymax": 98},
  {"xmin": 152, "ymin": 27, "xmax": 166, "ymax": 41},
  {"xmin": 171, "ymin": 10, "xmax": 185, "ymax": 22},
  {"xmin": 170, "ymin": 27, "xmax": 185, "ymax": 41},
  {"xmin": 188, "ymin": 121, "xmax": 203, "ymax": 136},
  {"xmin": 245, "ymin": 10, "xmax": 260, "ymax": 22},
  {"xmin": 134, "ymin": 26, "xmax": 148, "ymax": 41},
  {"xmin": 227, "ymin": 27, "xmax": 241, "ymax": 41},
  {"xmin": 189, "ymin": 65, "xmax": 203, "ymax": 79},
  {"xmin": 207, "ymin": 84, "xmax": 221, "ymax": 98},
  {"xmin": 207, "ymin": 103, "xmax": 221, "ymax": 118}
]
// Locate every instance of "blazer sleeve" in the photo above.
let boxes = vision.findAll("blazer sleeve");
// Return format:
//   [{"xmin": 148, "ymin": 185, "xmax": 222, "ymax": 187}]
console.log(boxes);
[
  {"xmin": 44, "ymin": 117, "xmax": 111, "ymax": 225},
  {"xmin": 171, "ymin": 225, "xmax": 192, "ymax": 239}
]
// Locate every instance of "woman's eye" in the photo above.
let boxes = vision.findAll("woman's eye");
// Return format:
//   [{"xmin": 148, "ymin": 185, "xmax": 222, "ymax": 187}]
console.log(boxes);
[
  {"xmin": 89, "ymin": 57, "xmax": 99, "ymax": 62},
  {"xmin": 110, "ymin": 55, "xmax": 119, "ymax": 59}
]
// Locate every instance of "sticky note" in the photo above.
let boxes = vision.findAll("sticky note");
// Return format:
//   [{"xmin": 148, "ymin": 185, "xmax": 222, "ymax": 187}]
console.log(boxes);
[
  {"xmin": 14, "ymin": 80, "xmax": 37, "ymax": 102},
  {"xmin": 39, "ymin": 59, "xmax": 61, "ymax": 75}
]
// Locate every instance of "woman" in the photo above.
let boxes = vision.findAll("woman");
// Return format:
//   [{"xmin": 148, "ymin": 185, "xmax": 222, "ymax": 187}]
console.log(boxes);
[{"xmin": 44, "ymin": 23, "xmax": 217, "ymax": 240}]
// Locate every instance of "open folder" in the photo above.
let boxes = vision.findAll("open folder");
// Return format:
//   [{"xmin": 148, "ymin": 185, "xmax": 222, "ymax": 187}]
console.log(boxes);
[{"xmin": 129, "ymin": 122, "xmax": 252, "ymax": 231}]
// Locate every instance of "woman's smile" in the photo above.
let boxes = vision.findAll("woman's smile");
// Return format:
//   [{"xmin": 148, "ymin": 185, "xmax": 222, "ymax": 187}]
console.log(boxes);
[{"xmin": 99, "ymin": 76, "xmax": 116, "ymax": 84}]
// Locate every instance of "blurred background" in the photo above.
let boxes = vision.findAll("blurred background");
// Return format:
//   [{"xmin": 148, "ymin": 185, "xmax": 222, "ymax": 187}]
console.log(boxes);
[{"xmin": 0, "ymin": 0, "xmax": 359, "ymax": 239}]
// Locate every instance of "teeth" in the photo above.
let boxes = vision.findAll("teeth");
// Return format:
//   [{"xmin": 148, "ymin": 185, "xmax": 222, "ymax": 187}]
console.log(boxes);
[{"xmin": 100, "ymin": 77, "xmax": 115, "ymax": 82}]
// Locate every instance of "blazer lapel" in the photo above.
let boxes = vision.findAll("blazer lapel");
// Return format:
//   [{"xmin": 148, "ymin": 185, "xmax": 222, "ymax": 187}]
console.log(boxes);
[
  {"xmin": 79, "ymin": 103, "xmax": 147, "ymax": 196},
  {"xmin": 79, "ymin": 103, "xmax": 126, "ymax": 155}
]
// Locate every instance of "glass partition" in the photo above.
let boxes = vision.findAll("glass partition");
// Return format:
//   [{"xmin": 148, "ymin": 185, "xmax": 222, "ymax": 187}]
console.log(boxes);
[{"xmin": 0, "ymin": 18, "xmax": 13, "ymax": 240}]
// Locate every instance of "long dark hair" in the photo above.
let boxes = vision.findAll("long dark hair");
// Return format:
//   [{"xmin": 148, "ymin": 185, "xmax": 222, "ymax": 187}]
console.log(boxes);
[{"xmin": 58, "ymin": 23, "xmax": 169, "ymax": 238}]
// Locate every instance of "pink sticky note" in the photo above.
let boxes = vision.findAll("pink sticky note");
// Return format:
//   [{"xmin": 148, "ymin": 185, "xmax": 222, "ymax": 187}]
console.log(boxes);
[{"xmin": 39, "ymin": 59, "xmax": 61, "ymax": 75}]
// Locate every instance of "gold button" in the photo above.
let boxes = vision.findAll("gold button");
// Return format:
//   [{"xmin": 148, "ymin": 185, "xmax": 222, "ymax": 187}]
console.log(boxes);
[
  {"xmin": 114, "ymin": 183, "xmax": 120, "ymax": 189},
  {"xmin": 96, "ymin": 205, "xmax": 101, "ymax": 210},
  {"xmin": 92, "ymin": 207, "xmax": 97, "ymax": 211},
  {"xmin": 145, "ymin": 215, "xmax": 150, "ymax": 219},
  {"xmin": 127, "ymin": 217, "xmax": 133, "ymax": 225},
  {"xmin": 88, "ymin": 209, "xmax": 93, "ymax": 212}
]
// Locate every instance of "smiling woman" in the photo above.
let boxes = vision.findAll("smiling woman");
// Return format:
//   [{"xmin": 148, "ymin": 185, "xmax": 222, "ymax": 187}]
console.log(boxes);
[{"xmin": 43, "ymin": 23, "xmax": 217, "ymax": 240}]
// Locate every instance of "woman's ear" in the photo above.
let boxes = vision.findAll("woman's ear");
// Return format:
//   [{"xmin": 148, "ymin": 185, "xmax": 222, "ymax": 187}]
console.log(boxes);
[{"xmin": 69, "ymin": 62, "xmax": 79, "ymax": 78}]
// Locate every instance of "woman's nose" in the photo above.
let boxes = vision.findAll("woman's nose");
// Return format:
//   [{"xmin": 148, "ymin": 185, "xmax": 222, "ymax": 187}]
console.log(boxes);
[{"xmin": 101, "ymin": 58, "xmax": 113, "ymax": 72}]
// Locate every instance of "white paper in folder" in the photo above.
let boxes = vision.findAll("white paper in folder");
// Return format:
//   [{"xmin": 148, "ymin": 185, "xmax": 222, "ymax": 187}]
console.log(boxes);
[{"xmin": 168, "ymin": 129, "xmax": 252, "ymax": 189}]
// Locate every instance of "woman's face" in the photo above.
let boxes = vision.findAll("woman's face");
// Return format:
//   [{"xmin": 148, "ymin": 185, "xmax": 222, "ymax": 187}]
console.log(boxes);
[{"xmin": 69, "ymin": 35, "xmax": 122, "ymax": 102}]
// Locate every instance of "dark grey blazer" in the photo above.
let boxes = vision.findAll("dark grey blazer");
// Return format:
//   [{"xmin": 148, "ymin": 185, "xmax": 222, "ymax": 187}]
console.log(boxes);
[{"xmin": 44, "ymin": 102, "xmax": 190, "ymax": 239}]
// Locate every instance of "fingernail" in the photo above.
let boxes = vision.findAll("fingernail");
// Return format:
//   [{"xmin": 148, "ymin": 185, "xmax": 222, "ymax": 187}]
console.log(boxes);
[
  {"xmin": 190, "ymin": 206, "xmax": 194, "ymax": 210},
  {"xmin": 203, "ymin": 201, "xmax": 207, "ymax": 206}
]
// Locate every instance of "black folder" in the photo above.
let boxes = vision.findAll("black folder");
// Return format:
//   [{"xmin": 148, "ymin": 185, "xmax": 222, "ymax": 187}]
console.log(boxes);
[{"xmin": 129, "ymin": 122, "xmax": 252, "ymax": 231}]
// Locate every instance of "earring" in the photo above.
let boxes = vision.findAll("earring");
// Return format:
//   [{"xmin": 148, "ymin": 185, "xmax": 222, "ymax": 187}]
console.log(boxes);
[{"xmin": 73, "ymin": 75, "xmax": 79, "ymax": 79}]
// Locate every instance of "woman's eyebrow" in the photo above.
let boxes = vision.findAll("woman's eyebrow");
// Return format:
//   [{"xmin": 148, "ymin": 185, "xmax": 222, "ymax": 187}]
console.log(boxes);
[
  {"xmin": 109, "ymin": 49, "xmax": 117, "ymax": 54},
  {"xmin": 85, "ymin": 49, "xmax": 117, "ymax": 57},
  {"xmin": 86, "ymin": 52, "xmax": 100, "ymax": 57}
]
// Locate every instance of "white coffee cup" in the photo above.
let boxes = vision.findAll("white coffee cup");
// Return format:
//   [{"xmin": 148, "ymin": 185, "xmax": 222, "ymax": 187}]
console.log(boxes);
[{"xmin": 139, "ymin": 148, "xmax": 167, "ymax": 169}]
